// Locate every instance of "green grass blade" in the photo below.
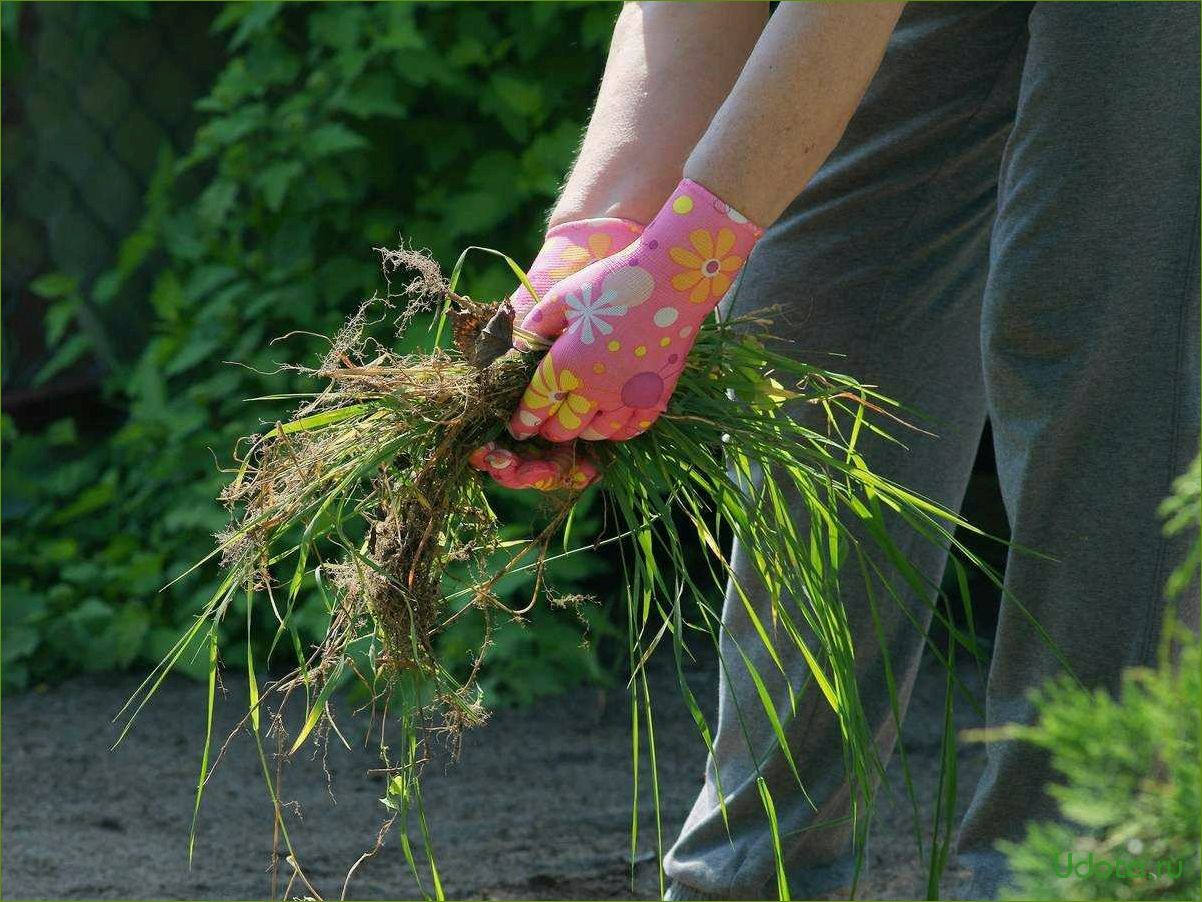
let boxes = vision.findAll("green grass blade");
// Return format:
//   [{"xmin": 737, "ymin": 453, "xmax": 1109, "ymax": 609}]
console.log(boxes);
[
  {"xmin": 757, "ymin": 777, "xmax": 791, "ymax": 902},
  {"xmin": 188, "ymin": 627, "xmax": 219, "ymax": 866}
]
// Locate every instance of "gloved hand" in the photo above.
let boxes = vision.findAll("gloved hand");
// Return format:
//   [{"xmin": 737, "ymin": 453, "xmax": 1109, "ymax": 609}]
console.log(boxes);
[
  {"xmin": 509, "ymin": 218, "xmax": 644, "ymax": 349},
  {"xmin": 468, "ymin": 441, "xmax": 599, "ymax": 491},
  {"xmin": 470, "ymin": 218, "xmax": 641, "ymax": 491},
  {"xmin": 509, "ymin": 178, "xmax": 762, "ymax": 443}
]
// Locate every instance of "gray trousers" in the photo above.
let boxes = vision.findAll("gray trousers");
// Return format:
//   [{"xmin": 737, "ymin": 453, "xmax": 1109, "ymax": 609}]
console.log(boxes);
[{"xmin": 663, "ymin": 3, "xmax": 1200, "ymax": 899}]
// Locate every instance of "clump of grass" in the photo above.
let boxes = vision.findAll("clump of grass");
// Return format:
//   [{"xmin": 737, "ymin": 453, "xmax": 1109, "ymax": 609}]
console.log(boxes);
[{"xmin": 119, "ymin": 244, "xmax": 1007, "ymax": 900}]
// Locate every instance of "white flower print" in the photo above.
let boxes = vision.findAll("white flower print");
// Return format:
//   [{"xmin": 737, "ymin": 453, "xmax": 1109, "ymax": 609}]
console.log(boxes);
[{"xmin": 564, "ymin": 283, "xmax": 627, "ymax": 345}]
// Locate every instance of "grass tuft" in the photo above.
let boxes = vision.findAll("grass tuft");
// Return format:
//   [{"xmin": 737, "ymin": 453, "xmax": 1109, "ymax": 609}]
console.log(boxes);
[{"xmin": 124, "ymin": 244, "xmax": 1008, "ymax": 899}]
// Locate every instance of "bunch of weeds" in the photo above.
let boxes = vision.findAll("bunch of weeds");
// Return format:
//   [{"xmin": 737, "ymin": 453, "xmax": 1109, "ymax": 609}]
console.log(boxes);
[{"xmin": 117, "ymin": 244, "xmax": 1032, "ymax": 900}]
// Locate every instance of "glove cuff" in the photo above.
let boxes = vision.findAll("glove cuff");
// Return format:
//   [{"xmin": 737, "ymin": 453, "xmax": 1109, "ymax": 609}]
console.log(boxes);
[{"xmin": 648, "ymin": 178, "xmax": 764, "ymax": 243}]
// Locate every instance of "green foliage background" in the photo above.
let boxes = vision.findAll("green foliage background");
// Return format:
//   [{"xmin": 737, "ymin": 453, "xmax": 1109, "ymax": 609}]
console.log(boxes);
[{"xmin": 2, "ymin": 2, "xmax": 621, "ymax": 695}]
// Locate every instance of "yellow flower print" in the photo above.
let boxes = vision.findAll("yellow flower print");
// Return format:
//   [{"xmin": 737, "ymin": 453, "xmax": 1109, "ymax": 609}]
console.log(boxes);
[
  {"xmin": 529, "ymin": 464, "xmax": 588, "ymax": 491},
  {"xmin": 547, "ymin": 233, "xmax": 615, "ymax": 280},
  {"xmin": 669, "ymin": 227, "xmax": 743, "ymax": 304},
  {"xmin": 521, "ymin": 355, "xmax": 594, "ymax": 429},
  {"xmin": 563, "ymin": 464, "xmax": 592, "ymax": 490}
]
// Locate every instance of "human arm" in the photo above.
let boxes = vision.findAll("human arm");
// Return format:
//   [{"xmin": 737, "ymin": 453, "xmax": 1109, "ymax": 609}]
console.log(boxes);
[
  {"xmin": 476, "ymin": 2, "xmax": 905, "ymax": 488},
  {"xmin": 683, "ymin": 1, "xmax": 904, "ymax": 226},
  {"xmin": 503, "ymin": 4, "xmax": 768, "ymax": 338},
  {"xmin": 507, "ymin": 3, "xmax": 904, "ymax": 442},
  {"xmin": 549, "ymin": 2, "xmax": 770, "ymax": 227}
]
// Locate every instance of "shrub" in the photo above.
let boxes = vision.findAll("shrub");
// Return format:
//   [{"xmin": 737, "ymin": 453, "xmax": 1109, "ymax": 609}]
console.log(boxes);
[
  {"xmin": 997, "ymin": 458, "xmax": 1201, "ymax": 901},
  {"xmin": 996, "ymin": 620, "xmax": 1199, "ymax": 901},
  {"xmin": 2, "ymin": 1, "xmax": 619, "ymax": 696}
]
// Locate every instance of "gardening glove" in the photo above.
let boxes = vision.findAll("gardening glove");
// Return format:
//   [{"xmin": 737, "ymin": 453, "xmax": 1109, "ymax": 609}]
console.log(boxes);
[
  {"xmin": 468, "ymin": 440, "xmax": 600, "ymax": 491},
  {"xmin": 470, "ymin": 218, "xmax": 642, "ymax": 491},
  {"xmin": 509, "ymin": 178, "xmax": 762, "ymax": 443},
  {"xmin": 509, "ymin": 218, "xmax": 644, "ymax": 351}
]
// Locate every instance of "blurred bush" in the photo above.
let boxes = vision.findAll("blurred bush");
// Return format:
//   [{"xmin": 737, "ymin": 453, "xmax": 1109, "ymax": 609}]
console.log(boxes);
[{"xmin": 2, "ymin": 2, "xmax": 620, "ymax": 695}]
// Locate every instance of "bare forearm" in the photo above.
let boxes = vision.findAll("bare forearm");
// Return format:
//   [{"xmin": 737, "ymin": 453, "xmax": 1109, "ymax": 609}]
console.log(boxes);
[
  {"xmin": 686, "ymin": 2, "xmax": 903, "ymax": 226},
  {"xmin": 550, "ymin": 1, "xmax": 768, "ymax": 227}
]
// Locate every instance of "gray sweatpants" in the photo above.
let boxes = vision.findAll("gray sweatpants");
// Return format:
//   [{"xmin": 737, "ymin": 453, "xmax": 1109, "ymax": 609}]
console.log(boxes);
[{"xmin": 663, "ymin": 3, "xmax": 1200, "ymax": 899}]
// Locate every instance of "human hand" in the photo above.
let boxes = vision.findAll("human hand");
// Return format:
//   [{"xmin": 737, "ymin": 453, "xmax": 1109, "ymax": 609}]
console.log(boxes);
[
  {"xmin": 469, "ymin": 218, "xmax": 640, "ymax": 491},
  {"xmin": 468, "ymin": 439, "xmax": 600, "ymax": 491},
  {"xmin": 509, "ymin": 179, "xmax": 762, "ymax": 443},
  {"xmin": 508, "ymin": 218, "xmax": 643, "ymax": 350}
]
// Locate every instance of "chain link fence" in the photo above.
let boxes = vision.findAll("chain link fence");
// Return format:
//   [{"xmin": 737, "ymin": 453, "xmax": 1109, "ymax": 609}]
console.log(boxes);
[{"xmin": 2, "ymin": 2, "xmax": 223, "ymax": 405}]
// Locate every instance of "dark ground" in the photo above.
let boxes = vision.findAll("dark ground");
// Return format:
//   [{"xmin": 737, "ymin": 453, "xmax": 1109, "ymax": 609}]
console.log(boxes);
[{"xmin": 1, "ymin": 650, "xmax": 986, "ymax": 901}]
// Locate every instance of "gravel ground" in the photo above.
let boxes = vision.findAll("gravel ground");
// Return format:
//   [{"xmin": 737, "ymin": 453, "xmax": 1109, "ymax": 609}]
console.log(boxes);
[{"xmin": 1, "ymin": 650, "xmax": 985, "ymax": 901}]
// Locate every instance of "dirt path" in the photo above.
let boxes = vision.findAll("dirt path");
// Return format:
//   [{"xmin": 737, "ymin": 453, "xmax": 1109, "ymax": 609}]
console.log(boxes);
[{"xmin": 1, "ymin": 652, "xmax": 985, "ymax": 900}]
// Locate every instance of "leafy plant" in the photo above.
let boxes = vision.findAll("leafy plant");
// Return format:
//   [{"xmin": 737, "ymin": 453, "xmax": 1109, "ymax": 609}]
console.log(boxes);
[
  {"xmin": 113, "ymin": 219, "xmax": 1018, "ymax": 898},
  {"xmin": 2, "ymin": 2, "xmax": 620, "ymax": 698},
  {"xmin": 995, "ymin": 619, "xmax": 1199, "ymax": 901},
  {"xmin": 995, "ymin": 458, "xmax": 1201, "ymax": 901},
  {"xmin": 1160, "ymin": 453, "xmax": 1200, "ymax": 601}
]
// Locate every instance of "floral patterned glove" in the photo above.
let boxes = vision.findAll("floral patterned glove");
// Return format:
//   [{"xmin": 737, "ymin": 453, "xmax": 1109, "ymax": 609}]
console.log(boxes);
[
  {"xmin": 468, "ymin": 441, "xmax": 599, "ymax": 492},
  {"xmin": 470, "ymin": 218, "xmax": 641, "ymax": 490},
  {"xmin": 509, "ymin": 218, "xmax": 644, "ymax": 350},
  {"xmin": 509, "ymin": 179, "xmax": 762, "ymax": 443}
]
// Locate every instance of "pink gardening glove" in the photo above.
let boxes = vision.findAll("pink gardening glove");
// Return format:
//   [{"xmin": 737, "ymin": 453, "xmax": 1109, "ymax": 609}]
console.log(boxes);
[
  {"xmin": 468, "ymin": 441, "xmax": 600, "ymax": 491},
  {"xmin": 470, "ymin": 218, "xmax": 641, "ymax": 491},
  {"xmin": 509, "ymin": 179, "xmax": 762, "ymax": 443},
  {"xmin": 509, "ymin": 218, "xmax": 644, "ymax": 350}
]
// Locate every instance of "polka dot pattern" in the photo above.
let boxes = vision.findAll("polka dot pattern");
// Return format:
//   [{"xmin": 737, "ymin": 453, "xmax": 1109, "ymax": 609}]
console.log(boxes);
[
  {"xmin": 653, "ymin": 306, "xmax": 679, "ymax": 327},
  {"xmin": 507, "ymin": 217, "xmax": 644, "ymax": 350}
]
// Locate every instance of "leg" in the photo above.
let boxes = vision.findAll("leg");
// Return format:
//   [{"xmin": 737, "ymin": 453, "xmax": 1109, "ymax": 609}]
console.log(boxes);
[
  {"xmin": 664, "ymin": 4, "xmax": 1032, "ymax": 898},
  {"xmin": 957, "ymin": 3, "xmax": 1201, "ymax": 896}
]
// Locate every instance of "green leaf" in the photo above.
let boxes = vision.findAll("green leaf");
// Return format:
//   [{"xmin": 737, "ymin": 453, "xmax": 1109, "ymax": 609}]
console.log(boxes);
[
  {"xmin": 188, "ymin": 628, "xmax": 219, "ymax": 864},
  {"xmin": 308, "ymin": 5, "xmax": 366, "ymax": 50},
  {"xmin": 149, "ymin": 270, "xmax": 184, "ymax": 319},
  {"xmin": 114, "ymin": 230, "xmax": 157, "ymax": 279},
  {"xmin": 33, "ymin": 334, "xmax": 92, "ymax": 386},
  {"xmin": 182, "ymin": 264, "xmax": 238, "ymax": 303},
  {"xmin": 329, "ymin": 73, "xmax": 407, "ymax": 120},
  {"xmin": 45, "ymin": 419, "xmax": 77, "ymax": 446},
  {"xmin": 279, "ymin": 404, "xmax": 369, "ymax": 434},
  {"xmin": 217, "ymin": 2, "xmax": 283, "ymax": 49},
  {"xmin": 97, "ymin": 604, "xmax": 151, "ymax": 669},
  {"xmin": 44, "ymin": 297, "xmax": 80, "ymax": 346},
  {"xmin": 490, "ymin": 74, "xmax": 543, "ymax": 118},
  {"xmin": 288, "ymin": 667, "xmax": 343, "ymax": 754},
  {"xmin": 29, "ymin": 273, "xmax": 78, "ymax": 299},
  {"xmin": 163, "ymin": 333, "xmax": 222, "ymax": 378},
  {"xmin": 200, "ymin": 103, "xmax": 268, "ymax": 148},
  {"xmin": 304, "ymin": 122, "xmax": 369, "ymax": 159},
  {"xmin": 92, "ymin": 269, "xmax": 124, "ymax": 305},
  {"xmin": 49, "ymin": 479, "xmax": 116, "ymax": 524},
  {"xmin": 255, "ymin": 160, "xmax": 304, "ymax": 212},
  {"xmin": 197, "ymin": 180, "xmax": 238, "ymax": 228}
]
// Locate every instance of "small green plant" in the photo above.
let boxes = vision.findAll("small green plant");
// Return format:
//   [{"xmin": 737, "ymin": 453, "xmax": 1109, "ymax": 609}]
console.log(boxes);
[
  {"xmin": 995, "ymin": 456, "xmax": 1201, "ymax": 902},
  {"xmin": 994, "ymin": 619, "xmax": 1199, "ymax": 901},
  {"xmin": 1160, "ymin": 454, "xmax": 1201, "ymax": 601}
]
